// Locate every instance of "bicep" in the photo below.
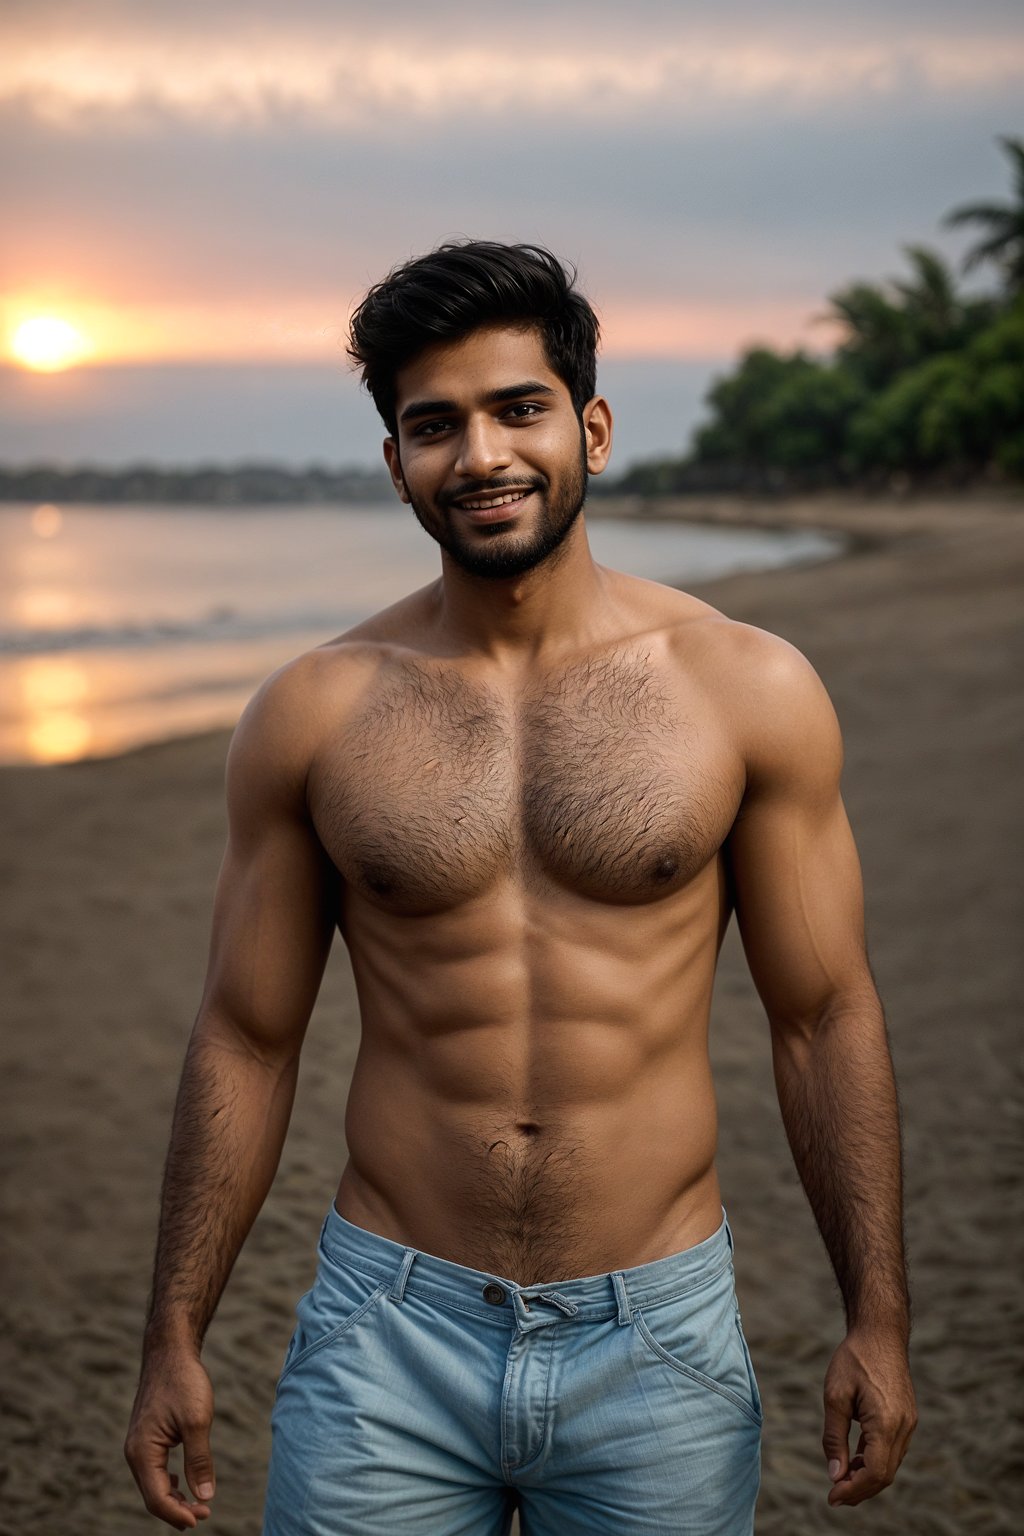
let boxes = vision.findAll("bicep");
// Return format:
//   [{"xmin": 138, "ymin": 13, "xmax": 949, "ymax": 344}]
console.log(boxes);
[
  {"xmin": 198, "ymin": 674, "xmax": 337, "ymax": 1059},
  {"xmin": 725, "ymin": 644, "xmax": 872, "ymax": 1031}
]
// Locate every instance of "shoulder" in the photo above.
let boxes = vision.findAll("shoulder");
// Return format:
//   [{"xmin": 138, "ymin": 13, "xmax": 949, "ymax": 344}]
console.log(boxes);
[
  {"xmin": 663, "ymin": 603, "xmax": 842, "ymax": 790},
  {"xmin": 225, "ymin": 641, "xmax": 385, "ymax": 809}
]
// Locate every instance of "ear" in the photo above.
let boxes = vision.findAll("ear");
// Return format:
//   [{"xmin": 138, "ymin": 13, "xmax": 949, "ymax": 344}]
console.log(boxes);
[
  {"xmin": 581, "ymin": 396, "xmax": 613, "ymax": 476},
  {"xmin": 383, "ymin": 438, "xmax": 410, "ymax": 504}
]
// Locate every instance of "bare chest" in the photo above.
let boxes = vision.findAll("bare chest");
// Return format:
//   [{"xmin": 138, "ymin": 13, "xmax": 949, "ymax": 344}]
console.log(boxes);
[{"xmin": 310, "ymin": 655, "xmax": 739, "ymax": 911}]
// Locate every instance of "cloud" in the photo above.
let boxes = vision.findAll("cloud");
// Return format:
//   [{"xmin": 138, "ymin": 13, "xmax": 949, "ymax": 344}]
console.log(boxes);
[
  {"xmin": 3, "ymin": 2, "xmax": 1023, "ymax": 129},
  {"xmin": 3, "ymin": 95, "xmax": 1012, "ymax": 308},
  {"xmin": 3, "ymin": 0, "xmax": 1019, "ymax": 464},
  {"xmin": 2, "ymin": 0, "xmax": 1020, "ymax": 367}
]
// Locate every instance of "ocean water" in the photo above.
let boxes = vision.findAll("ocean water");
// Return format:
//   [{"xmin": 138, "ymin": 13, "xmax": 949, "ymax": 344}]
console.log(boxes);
[{"xmin": 0, "ymin": 504, "xmax": 840, "ymax": 765}]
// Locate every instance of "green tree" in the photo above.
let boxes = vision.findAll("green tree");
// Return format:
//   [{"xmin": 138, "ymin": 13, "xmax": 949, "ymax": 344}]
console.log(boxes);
[
  {"xmin": 688, "ymin": 349, "xmax": 867, "ymax": 485},
  {"xmin": 693, "ymin": 348, "xmax": 813, "ymax": 467},
  {"xmin": 823, "ymin": 280, "xmax": 910, "ymax": 389},
  {"xmin": 604, "ymin": 130, "xmax": 1024, "ymax": 491},
  {"xmin": 753, "ymin": 363, "xmax": 865, "ymax": 477},
  {"xmin": 945, "ymin": 136, "xmax": 1024, "ymax": 295},
  {"xmin": 847, "ymin": 300, "xmax": 1024, "ymax": 478},
  {"xmin": 826, "ymin": 247, "xmax": 990, "ymax": 389}
]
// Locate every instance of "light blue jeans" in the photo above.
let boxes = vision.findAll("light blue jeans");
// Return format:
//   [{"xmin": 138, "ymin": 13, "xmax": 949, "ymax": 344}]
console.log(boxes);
[{"xmin": 264, "ymin": 1204, "xmax": 761, "ymax": 1534}]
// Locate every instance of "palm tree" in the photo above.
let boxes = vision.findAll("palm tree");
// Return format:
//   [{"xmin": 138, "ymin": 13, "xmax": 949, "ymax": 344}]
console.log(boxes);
[
  {"xmin": 893, "ymin": 245, "xmax": 996, "ymax": 352},
  {"xmin": 823, "ymin": 280, "xmax": 910, "ymax": 387},
  {"xmin": 945, "ymin": 136, "xmax": 1024, "ymax": 295},
  {"xmin": 892, "ymin": 246, "xmax": 958, "ymax": 328},
  {"xmin": 825, "ymin": 245, "xmax": 996, "ymax": 387}
]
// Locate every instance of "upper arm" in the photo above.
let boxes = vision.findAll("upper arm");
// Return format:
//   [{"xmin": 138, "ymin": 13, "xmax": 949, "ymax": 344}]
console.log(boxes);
[
  {"xmin": 723, "ymin": 631, "xmax": 874, "ymax": 1032},
  {"xmin": 198, "ymin": 660, "xmax": 337, "ymax": 1060}
]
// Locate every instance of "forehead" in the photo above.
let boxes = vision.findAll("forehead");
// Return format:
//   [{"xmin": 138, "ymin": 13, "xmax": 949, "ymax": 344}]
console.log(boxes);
[{"xmin": 393, "ymin": 324, "xmax": 566, "ymax": 412}]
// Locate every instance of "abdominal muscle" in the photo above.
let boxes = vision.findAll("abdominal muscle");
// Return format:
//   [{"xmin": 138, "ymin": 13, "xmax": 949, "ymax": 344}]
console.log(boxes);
[{"xmin": 333, "ymin": 869, "xmax": 728, "ymax": 1285}]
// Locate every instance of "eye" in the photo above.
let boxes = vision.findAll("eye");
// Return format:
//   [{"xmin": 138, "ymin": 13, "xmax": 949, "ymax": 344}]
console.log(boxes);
[
  {"xmin": 504, "ymin": 402, "xmax": 544, "ymax": 421},
  {"xmin": 412, "ymin": 418, "xmax": 453, "ymax": 438}
]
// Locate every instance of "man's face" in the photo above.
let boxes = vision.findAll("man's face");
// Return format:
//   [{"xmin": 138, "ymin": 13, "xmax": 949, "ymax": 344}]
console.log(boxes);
[{"xmin": 383, "ymin": 325, "xmax": 609, "ymax": 581}]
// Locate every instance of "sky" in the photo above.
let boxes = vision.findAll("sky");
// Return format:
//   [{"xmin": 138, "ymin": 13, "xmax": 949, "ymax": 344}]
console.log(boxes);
[{"xmin": 1, "ymin": 0, "xmax": 1022, "ymax": 471}]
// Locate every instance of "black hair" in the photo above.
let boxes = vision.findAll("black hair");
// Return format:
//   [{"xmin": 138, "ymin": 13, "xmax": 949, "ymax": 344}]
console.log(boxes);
[{"xmin": 348, "ymin": 240, "xmax": 600, "ymax": 435}]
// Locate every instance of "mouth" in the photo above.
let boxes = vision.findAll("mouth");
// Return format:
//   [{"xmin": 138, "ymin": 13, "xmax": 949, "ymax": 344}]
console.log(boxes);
[{"xmin": 451, "ymin": 488, "xmax": 535, "ymax": 524}]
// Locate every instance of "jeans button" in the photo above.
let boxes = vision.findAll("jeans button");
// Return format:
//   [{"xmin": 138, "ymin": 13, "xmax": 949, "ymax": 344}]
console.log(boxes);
[{"xmin": 482, "ymin": 1283, "xmax": 506, "ymax": 1305}]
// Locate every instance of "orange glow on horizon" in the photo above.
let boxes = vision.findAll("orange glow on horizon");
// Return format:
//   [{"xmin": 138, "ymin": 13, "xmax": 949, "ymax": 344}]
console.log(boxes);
[
  {"xmin": 3, "ymin": 294, "xmax": 354, "ymax": 367},
  {"xmin": 0, "ymin": 293, "xmax": 836, "ymax": 369},
  {"xmin": 599, "ymin": 299, "xmax": 842, "ymax": 360}
]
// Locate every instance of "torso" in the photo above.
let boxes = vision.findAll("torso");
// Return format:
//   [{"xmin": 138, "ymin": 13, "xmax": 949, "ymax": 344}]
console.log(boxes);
[{"xmin": 304, "ymin": 575, "xmax": 749, "ymax": 1282}]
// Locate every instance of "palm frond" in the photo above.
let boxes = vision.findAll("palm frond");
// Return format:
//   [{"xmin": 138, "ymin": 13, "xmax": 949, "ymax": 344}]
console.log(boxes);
[{"xmin": 944, "ymin": 202, "xmax": 1014, "ymax": 230}]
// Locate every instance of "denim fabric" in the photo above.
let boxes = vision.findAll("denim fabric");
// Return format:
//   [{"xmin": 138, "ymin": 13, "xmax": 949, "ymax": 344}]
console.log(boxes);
[{"xmin": 263, "ymin": 1204, "xmax": 761, "ymax": 1535}]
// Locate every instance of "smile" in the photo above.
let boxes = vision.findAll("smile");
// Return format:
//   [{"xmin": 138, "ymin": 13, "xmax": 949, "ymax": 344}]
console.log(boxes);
[{"xmin": 454, "ymin": 490, "xmax": 531, "ymax": 511}]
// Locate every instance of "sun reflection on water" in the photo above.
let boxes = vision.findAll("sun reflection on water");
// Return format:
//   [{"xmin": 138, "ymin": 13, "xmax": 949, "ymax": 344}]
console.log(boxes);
[
  {"xmin": 18, "ymin": 658, "xmax": 93, "ymax": 762},
  {"xmin": 31, "ymin": 504, "xmax": 64, "ymax": 539},
  {"xmin": 27, "ymin": 712, "xmax": 94, "ymax": 763},
  {"xmin": 16, "ymin": 587, "xmax": 78, "ymax": 628}
]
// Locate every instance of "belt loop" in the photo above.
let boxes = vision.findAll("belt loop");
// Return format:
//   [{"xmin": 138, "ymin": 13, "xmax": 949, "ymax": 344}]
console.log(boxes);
[
  {"xmin": 611, "ymin": 1270, "xmax": 632, "ymax": 1326},
  {"xmin": 388, "ymin": 1247, "xmax": 417, "ymax": 1304},
  {"xmin": 724, "ymin": 1210, "xmax": 734, "ymax": 1254}
]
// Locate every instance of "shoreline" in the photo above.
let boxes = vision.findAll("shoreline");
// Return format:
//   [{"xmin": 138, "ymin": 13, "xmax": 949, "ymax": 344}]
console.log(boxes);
[
  {"xmin": 2, "ymin": 489, "xmax": 1015, "ymax": 775},
  {"xmin": 2, "ymin": 492, "xmax": 1021, "ymax": 1533},
  {"xmin": 12, "ymin": 487, "xmax": 1010, "ymax": 774},
  {"xmin": 1, "ymin": 499, "xmax": 847, "ymax": 771}
]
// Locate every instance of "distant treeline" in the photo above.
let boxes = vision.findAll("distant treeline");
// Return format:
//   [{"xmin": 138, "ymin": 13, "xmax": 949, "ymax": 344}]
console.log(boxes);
[
  {"xmin": 0, "ymin": 462, "xmax": 394, "ymax": 505},
  {"xmin": 5, "ymin": 139, "xmax": 1021, "ymax": 506},
  {"xmin": 601, "ymin": 135, "xmax": 1024, "ymax": 496}
]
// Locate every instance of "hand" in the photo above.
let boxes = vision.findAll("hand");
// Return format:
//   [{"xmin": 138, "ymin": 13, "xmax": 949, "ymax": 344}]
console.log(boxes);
[
  {"xmin": 125, "ymin": 1344, "xmax": 216, "ymax": 1529},
  {"xmin": 822, "ymin": 1327, "xmax": 917, "ymax": 1507}
]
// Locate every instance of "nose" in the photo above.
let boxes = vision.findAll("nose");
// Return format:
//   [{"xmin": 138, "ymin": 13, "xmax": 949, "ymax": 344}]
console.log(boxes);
[{"xmin": 454, "ymin": 413, "xmax": 512, "ymax": 481}]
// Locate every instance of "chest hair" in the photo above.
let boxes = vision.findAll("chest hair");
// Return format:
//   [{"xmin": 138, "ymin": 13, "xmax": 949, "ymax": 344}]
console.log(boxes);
[{"xmin": 312, "ymin": 653, "xmax": 728, "ymax": 910}]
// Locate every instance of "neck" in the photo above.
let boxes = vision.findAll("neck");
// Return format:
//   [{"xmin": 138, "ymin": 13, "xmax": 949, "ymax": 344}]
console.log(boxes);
[{"xmin": 431, "ymin": 514, "xmax": 612, "ymax": 664}]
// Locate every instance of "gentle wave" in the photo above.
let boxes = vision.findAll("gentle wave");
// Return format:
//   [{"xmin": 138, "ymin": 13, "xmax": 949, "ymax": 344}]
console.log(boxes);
[{"xmin": 0, "ymin": 605, "xmax": 363, "ymax": 656}]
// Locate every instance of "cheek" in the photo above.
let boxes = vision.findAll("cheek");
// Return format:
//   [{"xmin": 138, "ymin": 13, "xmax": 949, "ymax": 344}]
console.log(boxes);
[
  {"xmin": 400, "ymin": 448, "xmax": 448, "ymax": 493},
  {"xmin": 531, "ymin": 422, "xmax": 585, "ymax": 471}
]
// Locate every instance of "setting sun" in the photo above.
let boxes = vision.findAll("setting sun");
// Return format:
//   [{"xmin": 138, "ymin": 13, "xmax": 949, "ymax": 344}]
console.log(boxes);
[{"xmin": 11, "ymin": 315, "xmax": 92, "ymax": 372}]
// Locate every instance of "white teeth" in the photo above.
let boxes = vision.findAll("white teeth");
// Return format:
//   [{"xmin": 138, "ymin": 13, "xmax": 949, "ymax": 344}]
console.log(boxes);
[{"xmin": 460, "ymin": 491, "xmax": 526, "ymax": 510}]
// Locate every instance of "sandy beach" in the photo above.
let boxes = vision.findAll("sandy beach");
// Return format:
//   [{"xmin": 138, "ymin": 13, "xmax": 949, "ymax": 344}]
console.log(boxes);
[{"xmin": 2, "ymin": 493, "xmax": 1021, "ymax": 1535}]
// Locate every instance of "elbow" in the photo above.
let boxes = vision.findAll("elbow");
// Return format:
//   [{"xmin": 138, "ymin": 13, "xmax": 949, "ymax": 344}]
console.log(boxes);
[
  {"xmin": 190, "ymin": 1005, "xmax": 302, "ymax": 1076},
  {"xmin": 767, "ymin": 979, "xmax": 883, "ymax": 1047}
]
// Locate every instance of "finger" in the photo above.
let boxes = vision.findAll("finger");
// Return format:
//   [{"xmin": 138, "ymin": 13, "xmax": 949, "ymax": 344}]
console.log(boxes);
[
  {"xmin": 126, "ymin": 1435, "xmax": 201, "ymax": 1530},
  {"xmin": 828, "ymin": 1426, "xmax": 894, "ymax": 1506},
  {"xmin": 822, "ymin": 1395, "xmax": 852, "ymax": 1485},
  {"xmin": 137, "ymin": 1467, "xmax": 201, "ymax": 1528},
  {"xmin": 182, "ymin": 1420, "xmax": 216, "ymax": 1507},
  {"xmin": 828, "ymin": 1461, "xmax": 890, "ymax": 1507},
  {"xmin": 168, "ymin": 1487, "xmax": 210, "ymax": 1524}
]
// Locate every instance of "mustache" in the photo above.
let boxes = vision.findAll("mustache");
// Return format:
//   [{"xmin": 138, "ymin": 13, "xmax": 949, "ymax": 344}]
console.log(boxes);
[{"xmin": 440, "ymin": 475, "xmax": 546, "ymax": 510}]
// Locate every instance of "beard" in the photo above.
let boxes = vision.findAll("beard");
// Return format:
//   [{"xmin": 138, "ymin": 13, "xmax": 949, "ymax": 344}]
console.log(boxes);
[{"xmin": 406, "ymin": 439, "xmax": 589, "ymax": 581}]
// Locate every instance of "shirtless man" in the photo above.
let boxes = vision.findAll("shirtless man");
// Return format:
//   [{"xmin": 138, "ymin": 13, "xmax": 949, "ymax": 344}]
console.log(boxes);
[{"xmin": 125, "ymin": 241, "xmax": 916, "ymax": 1534}]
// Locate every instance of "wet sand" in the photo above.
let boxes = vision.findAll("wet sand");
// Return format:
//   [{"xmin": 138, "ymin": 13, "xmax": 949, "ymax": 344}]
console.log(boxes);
[{"xmin": 1, "ymin": 494, "xmax": 1021, "ymax": 1534}]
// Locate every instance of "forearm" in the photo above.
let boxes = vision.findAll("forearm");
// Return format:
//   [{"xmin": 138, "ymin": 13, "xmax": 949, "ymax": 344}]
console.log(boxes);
[
  {"xmin": 145, "ymin": 1017, "xmax": 299, "ymax": 1352},
  {"xmin": 771, "ymin": 990, "xmax": 910, "ymax": 1340}
]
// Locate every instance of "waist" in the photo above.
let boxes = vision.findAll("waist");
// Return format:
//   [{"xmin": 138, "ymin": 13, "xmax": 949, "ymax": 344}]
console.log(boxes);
[
  {"xmin": 321, "ymin": 1201, "xmax": 735, "ymax": 1325},
  {"xmin": 340, "ymin": 1079, "xmax": 722, "ymax": 1281}
]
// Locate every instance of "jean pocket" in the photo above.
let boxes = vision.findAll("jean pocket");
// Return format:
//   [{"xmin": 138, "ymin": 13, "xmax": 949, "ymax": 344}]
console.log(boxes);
[
  {"xmin": 633, "ymin": 1270, "xmax": 762, "ymax": 1426},
  {"xmin": 278, "ymin": 1251, "xmax": 388, "ymax": 1384}
]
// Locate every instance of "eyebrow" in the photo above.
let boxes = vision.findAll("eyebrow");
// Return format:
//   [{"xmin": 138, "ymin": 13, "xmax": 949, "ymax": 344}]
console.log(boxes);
[{"xmin": 399, "ymin": 380, "xmax": 556, "ymax": 425}]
